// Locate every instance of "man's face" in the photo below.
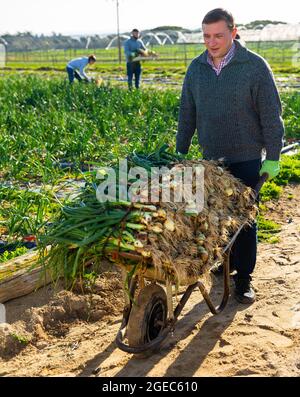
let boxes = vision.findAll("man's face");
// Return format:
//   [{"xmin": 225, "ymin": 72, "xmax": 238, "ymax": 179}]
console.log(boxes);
[
  {"xmin": 132, "ymin": 30, "xmax": 139, "ymax": 39},
  {"xmin": 202, "ymin": 20, "xmax": 237, "ymax": 59}
]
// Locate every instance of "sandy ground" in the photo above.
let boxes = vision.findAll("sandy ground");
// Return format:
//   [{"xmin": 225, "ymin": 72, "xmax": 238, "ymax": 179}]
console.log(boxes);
[{"xmin": 0, "ymin": 184, "xmax": 299, "ymax": 377}]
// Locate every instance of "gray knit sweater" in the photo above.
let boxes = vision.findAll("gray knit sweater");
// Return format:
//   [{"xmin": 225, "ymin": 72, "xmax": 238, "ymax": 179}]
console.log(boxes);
[{"xmin": 176, "ymin": 40, "xmax": 284, "ymax": 163}]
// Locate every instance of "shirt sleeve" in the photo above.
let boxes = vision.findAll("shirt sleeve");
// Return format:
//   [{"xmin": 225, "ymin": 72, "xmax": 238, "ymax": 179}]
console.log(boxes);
[
  {"xmin": 176, "ymin": 68, "xmax": 196, "ymax": 154},
  {"xmin": 254, "ymin": 62, "xmax": 284, "ymax": 161}
]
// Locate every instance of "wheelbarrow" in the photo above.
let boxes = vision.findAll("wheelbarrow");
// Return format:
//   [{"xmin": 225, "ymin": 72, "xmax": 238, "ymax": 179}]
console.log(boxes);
[{"xmin": 114, "ymin": 173, "xmax": 268, "ymax": 355}]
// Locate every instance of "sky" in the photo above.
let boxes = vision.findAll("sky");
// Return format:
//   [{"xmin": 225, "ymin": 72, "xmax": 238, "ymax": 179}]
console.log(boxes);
[{"xmin": 0, "ymin": 0, "xmax": 299, "ymax": 35}]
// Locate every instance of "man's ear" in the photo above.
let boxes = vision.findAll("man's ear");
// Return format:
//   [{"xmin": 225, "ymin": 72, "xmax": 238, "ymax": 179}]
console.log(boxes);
[{"xmin": 232, "ymin": 27, "xmax": 238, "ymax": 39}]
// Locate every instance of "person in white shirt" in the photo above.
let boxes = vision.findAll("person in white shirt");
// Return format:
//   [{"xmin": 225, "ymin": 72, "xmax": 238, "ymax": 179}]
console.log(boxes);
[{"xmin": 66, "ymin": 54, "xmax": 96, "ymax": 84}]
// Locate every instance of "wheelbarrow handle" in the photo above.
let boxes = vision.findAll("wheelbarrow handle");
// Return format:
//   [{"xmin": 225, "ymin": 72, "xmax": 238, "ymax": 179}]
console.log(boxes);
[{"xmin": 254, "ymin": 172, "xmax": 269, "ymax": 197}]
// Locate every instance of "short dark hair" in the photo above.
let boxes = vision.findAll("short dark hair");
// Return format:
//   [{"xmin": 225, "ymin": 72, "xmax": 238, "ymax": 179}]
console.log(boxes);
[
  {"xmin": 202, "ymin": 8, "xmax": 235, "ymax": 31},
  {"xmin": 132, "ymin": 29, "xmax": 139, "ymax": 33},
  {"xmin": 88, "ymin": 54, "xmax": 96, "ymax": 62}
]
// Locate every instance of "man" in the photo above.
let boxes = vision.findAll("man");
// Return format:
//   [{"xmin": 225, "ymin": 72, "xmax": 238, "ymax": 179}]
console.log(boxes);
[
  {"xmin": 66, "ymin": 54, "xmax": 96, "ymax": 84},
  {"xmin": 124, "ymin": 29, "xmax": 146, "ymax": 89},
  {"xmin": 176, "ymin": 8, "xmax": 284, "ymax": 304}
]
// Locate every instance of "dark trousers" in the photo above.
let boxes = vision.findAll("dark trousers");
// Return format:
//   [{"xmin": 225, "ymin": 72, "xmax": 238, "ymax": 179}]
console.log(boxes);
[
  {"xmin": 66, "ymin": 67, "xmax": 82, "ymax": 84},
  {"xmin": 226, "ymin": 159, "xmax": 261, "ymax": 280},
  {"xmin": 126, "ymin": 62, "xmax": 141, "ymax": 89}
]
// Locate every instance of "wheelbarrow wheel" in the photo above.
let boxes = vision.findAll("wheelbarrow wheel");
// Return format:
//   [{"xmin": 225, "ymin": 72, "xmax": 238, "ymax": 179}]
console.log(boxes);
[{"xmin": 127, "ymin": 283, "xmax": 167, "ymax": 350}]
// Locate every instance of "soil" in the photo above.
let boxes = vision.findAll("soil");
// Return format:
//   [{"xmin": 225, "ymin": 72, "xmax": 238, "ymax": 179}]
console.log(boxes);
[{"xmin": 0, "ymin": 184, "xmax": 299, "ymax": 377}]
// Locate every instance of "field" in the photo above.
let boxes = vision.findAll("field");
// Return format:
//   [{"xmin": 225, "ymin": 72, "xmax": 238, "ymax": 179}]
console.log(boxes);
[
  {"xmin": 0, "ymin": 74, "xmax": 299, "ymax": 177},
  {"xmin": 0, "ymin": 63, "xmax": 300, "ymax": 376},
  {"xmin": 5, "ymin": 41, "xmax": 300, "ymax": 70}
]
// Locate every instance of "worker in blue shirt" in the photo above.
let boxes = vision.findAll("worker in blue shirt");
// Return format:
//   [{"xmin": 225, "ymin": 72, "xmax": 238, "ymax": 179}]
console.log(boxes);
[
  {"xmin": 66, "ymin": 54, "xmax": 96, "ymax": 84},
  {"xmin": 124, "ymin": 29, "xmax": 146, "ymax": 89}
]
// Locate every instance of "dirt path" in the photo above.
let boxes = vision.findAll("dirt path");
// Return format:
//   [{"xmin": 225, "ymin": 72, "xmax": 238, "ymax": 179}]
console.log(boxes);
[{"xmin": 1, "ymin": 184, "xmax": 299, "ymax": 377}]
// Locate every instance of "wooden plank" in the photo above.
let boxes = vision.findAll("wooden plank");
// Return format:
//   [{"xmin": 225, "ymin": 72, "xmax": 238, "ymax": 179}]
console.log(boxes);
[
  {"xmin": 0, "ymin": 249, "xmax": 38, "ymax": 273},
  {"xmin": 0, "ymin": 266, "xmax": 52, "ymax": 303},
  {"xmin": 0, "ymin": 250, "xmax": 52, "ymax": 303}
]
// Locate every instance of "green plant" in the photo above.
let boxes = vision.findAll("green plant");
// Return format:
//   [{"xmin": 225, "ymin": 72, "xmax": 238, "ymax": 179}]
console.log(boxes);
[
  {"xmin": 0, "ymin": 185, "xmax": 59, "ymax": 240},
  {"xmin": 260, "ymin": 181, "xmax": 282, "ymax": 202},
  {"xmin": 10, "ymin": 333, "xmax": 30, "ymax": 345},
  {"xmin": 257, "ymin": 214, "xmax": 281, "ymax": 242},
  {"xmin": 0, "ymin": 246, "xmax": 28, "ymax": 263},
  {"xmin": 274, "ymin": 152, "xmax": 300, "ymax": 186},
  {"xmin": 282, "ymin": 92, "xmax": 300, "ymax": 139}
]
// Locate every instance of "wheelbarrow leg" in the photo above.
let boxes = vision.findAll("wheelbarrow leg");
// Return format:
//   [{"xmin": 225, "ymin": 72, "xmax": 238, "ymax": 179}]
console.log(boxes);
[
  {"xmin": 121, "ymin": 268, "xmax": 130, "ymax": 306},
  {"xmin": 197, "ymin": 250, "xmax": 231, "ymax": 315},
  {"xmin": 166, "ymin": 279, "xmax": 174, "ymax": 320},
  {"xmin": 115, "ymin": 275, "xmax": 138, "ymax": 346}
]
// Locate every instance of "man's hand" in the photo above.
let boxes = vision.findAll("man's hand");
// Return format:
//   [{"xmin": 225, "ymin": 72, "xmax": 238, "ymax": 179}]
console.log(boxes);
[{"xmin": 260, "ymin": 160, "xmax": 280, "ymax": 180}]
